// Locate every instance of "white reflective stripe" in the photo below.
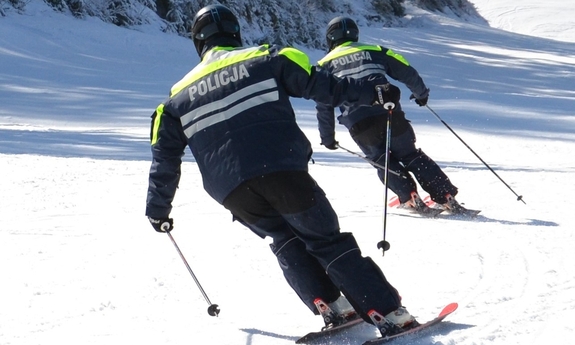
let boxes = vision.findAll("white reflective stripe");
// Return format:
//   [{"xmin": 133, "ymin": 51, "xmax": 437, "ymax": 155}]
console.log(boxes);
[
  {"xmin": 184, "ymin": 91, "xmax": 279, "ymax": 138},
  {"xmin": 181, "ymin": 78, "xmax": 275, "ymax": 128},
  {"xmin": 182, "ymin": 79, "xmax": 279, "ymax": 138},
  {"xmin": 334, "ymin": 63, "xmax": 384, "ymax": 79},
  {"xmin": 181, "ymin": 78, "xmax": 277, "ymax": 126}
]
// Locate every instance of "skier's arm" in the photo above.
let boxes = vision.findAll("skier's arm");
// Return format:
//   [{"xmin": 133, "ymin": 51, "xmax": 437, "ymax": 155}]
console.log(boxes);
[
  {"xmin": 146, "ymin": 105, "xmax": 187, "ymax": 220},
  {"xmin": 382, "ymin": 48, "xmax": 429, "ymax": 100},
  {"xmin": 276, "ymin": 47, "xmax": 380, "ymax": 107},
  {"xmin": 315, "ymin": 102, "xmax": 337, "ymax": 147}
]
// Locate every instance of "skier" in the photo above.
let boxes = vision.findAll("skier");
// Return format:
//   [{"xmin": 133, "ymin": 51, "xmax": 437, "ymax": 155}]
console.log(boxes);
[
  {"xmin": 316, "ymin": 16, "xmax": 465, "ymax": 215},
  {"xmin": 146, "ymin": 4, "xmax": 417, "ymax": 337}
]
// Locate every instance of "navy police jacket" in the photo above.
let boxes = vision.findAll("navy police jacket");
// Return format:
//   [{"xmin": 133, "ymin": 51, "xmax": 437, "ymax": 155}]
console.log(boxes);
[
  {"xmin": 316, "ymin": 41, "xmax": 429, "ymax": 146},
  {"xmin": 146, "ymin": 44, "xmax": 379, "ymax": 218}
]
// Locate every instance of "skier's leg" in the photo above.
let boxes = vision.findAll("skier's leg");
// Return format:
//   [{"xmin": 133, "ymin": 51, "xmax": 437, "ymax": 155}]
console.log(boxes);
[
  {"xmin": 391, "ymin": 124, "xmax": 458, "ymax": 204},
  {"xmin": 269, "ymin": 236, "xmax": 342, "ymax": 314},
  {"xmin": 372, "ymin": 155, "xmax": 415, "ymax": 203},
  {"xmin": 252, "ymin": 171, "xmax": 403, "ymax": 320},
  {"xmin": 223, "ymin": 176, "xmax": 341, "ymax": 314},
  {"xmin": 349, "ymin": 115, "xmax": 417, "ymax": 203}
]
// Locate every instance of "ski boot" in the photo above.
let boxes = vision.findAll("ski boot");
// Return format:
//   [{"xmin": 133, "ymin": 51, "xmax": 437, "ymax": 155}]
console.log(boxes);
[
  {"xmin": 399, "ymin": 191, "xmax": 443, "ymax": 217},
  {"xmin": 367, "ymin": 306, "xmax": 419, "ymax": 337},
  {"xmin": 314, "ymin": 296, "xmax": 359, "ymax": 331},
  {"xmin": 442, "ymin": 194, "xmax": 481, "ymax": 217}
]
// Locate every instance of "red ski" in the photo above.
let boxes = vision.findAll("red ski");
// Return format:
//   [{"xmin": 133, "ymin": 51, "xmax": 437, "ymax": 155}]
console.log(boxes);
[
  {"xmin": 388, "ymin": 195, "xmax": 480, "ymax": 218},
  {"xmin": 387, "ymin": 195, "xmax": 444, "ymax": 217},
  {"xmin": 362, "ymin": 303, "xmax": 458, "ymax": 344}
]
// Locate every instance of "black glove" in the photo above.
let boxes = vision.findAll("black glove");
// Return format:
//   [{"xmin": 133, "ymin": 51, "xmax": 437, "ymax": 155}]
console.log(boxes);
[
  {"xmin": 322, "ymin": 140, "xmax": 339, "ymax": 150},
  {"xmin": 375, "ymin": 83, "xmax": 401, "ymax": 109},
  {"xmin": 409, "ymin": 93, "xmax": 428, "ymax": 106},
  {"xmin": 148, "ymin": 217, "xmax": 174, "ymax": 233}
]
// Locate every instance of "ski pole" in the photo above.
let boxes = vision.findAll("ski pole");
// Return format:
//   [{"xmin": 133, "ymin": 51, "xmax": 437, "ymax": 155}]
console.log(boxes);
[
  {"xmin": 425, "ymin": 105, "xmax": 525, "ymax": 204},
  {"xmin": 166, "ymin": 231, "xmax": 220, "ymax": 316},
  {"xmin": 336, "ymin": 144, "xmax": 406, "ymax": 179},
  {"xmin": 375, "ymin": 85, "xmax": 396, "ymax": 255}
]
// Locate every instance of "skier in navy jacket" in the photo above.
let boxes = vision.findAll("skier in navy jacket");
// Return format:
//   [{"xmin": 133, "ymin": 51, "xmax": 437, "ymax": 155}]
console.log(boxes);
[
  {"xmin": 146, "ymin": 5, "xmax": 417, "ymax": 337},
  {"xmin": 316, "ymin": 17, "xmax": 464, "ymax": 214}
]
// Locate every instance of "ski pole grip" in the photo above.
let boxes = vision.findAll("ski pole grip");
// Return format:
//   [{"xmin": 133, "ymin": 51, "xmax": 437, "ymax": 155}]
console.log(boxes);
[
  {"xmin": 376, "ymin": 85, "xmax": 385, "ymax": 105},
  {"xmin": 376, "ymin": 85, "xmax": 396, "ymax": 110}
]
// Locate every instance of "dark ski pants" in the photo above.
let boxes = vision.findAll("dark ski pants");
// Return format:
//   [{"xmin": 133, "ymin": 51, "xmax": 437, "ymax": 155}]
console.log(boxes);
[
  {"xmin": 222, "ymin": 171, "xmax": 401, "ymax": 319},
  {"xmin": 349, "ymin": 113, "xmax": 458, "ymax": 204}
]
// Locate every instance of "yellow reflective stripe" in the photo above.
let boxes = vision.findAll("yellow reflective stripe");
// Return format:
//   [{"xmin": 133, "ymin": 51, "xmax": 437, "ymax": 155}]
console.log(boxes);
[
  {"xmin": 170, "ymin": 45, "xmax": 271, "ymax": 97},
  {"xmin": 278, "ymin": 47, "xmax": 312, "ymax": 75},
  {"xmin": 151, "ymin": 103, "xmax": 164, "ymax": 145},
  {"xmin": 318, "ymin": 43, "xmax": 382, "ymax": 66},
  {"xmin": 386, "ymin": 49, "xmax": 410, "ymax": 66}
]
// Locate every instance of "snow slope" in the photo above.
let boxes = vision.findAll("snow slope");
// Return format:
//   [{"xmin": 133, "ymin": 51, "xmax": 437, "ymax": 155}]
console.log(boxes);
[
  {"xmin": 469, "ymin": 0, "xmax": 575, "ymax": 43},
  {"xmin": 1, "ymin": 1, "xmax": 575, "ymax": 345}
]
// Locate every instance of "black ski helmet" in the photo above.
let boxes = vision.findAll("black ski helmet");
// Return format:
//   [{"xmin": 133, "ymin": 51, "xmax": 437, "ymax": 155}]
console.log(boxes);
[
  {"xmin": 326, "ymin": 17, "xmax": 359, "ymax": 51},
  {"xmin": 191, "ymin": 4, "xmax": 241, "ymax": 57}
]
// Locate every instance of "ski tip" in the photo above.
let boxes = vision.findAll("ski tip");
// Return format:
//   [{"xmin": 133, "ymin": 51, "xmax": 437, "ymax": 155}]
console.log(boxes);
[{"xmin": 440, "ymin": 302, "xmax": 458, "ymax": 317}]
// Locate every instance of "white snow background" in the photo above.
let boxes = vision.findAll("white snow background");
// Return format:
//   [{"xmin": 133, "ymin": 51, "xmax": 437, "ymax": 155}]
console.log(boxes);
[{"xmin": 1, "ymin": 1, "xmax": 575, "ymax": 344}]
